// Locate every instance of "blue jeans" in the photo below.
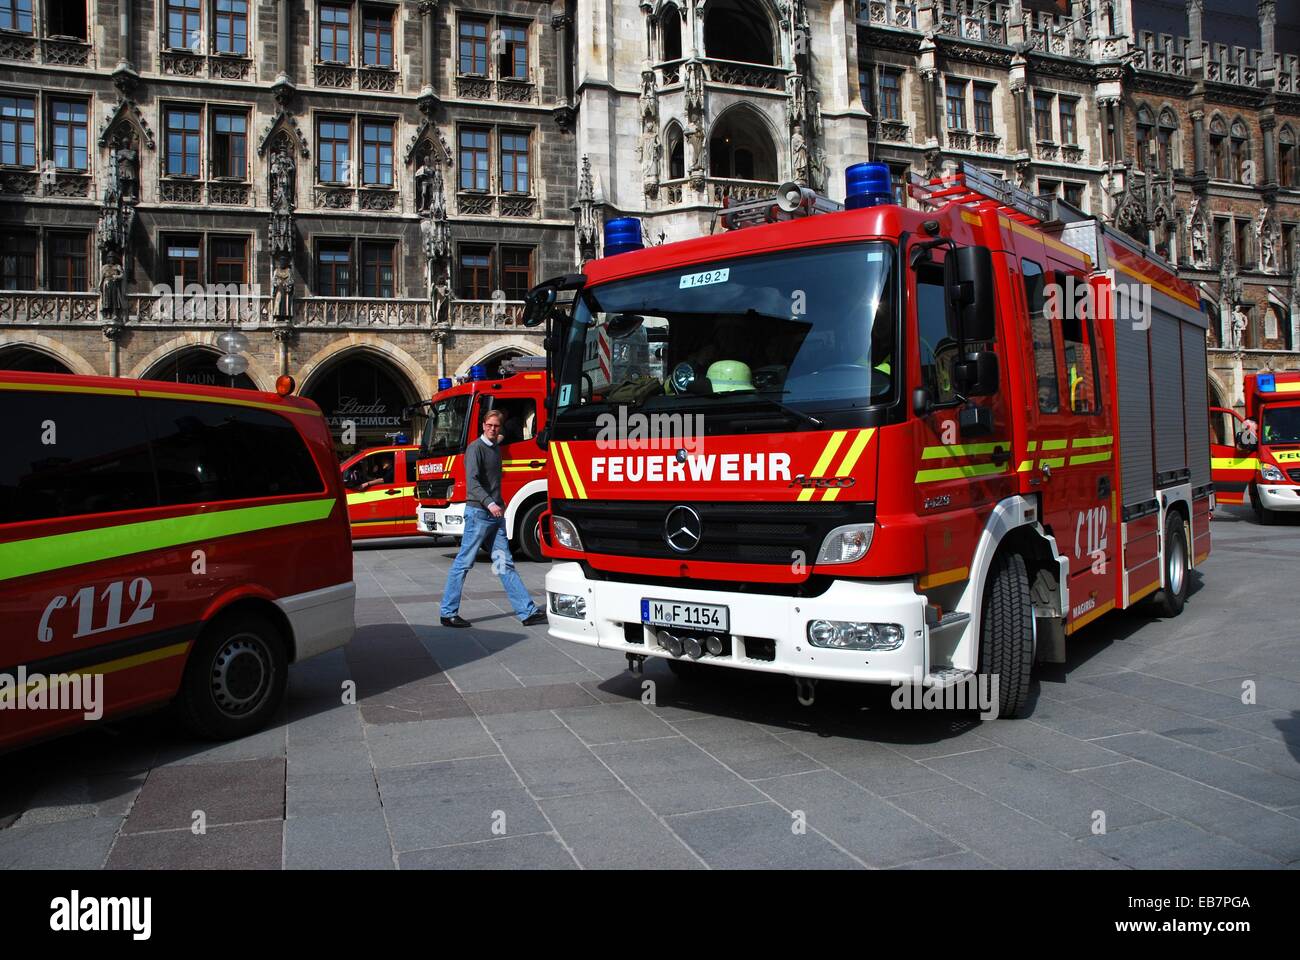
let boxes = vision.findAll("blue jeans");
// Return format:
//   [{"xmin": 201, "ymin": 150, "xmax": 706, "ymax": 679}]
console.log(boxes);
[{"xmin": 440, "ymin": 505, "xmax": 539, "ymax": 621}]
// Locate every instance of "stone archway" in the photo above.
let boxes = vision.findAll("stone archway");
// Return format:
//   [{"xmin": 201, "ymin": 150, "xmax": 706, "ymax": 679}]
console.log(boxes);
[
  {"xmin": 0, "ymin": 334, "xmax": 97, "ymax": 375},
  {"xmin": 298, "ymin": 342, "xmax": 427, "ymax": 457},
  {"xmin": 454, "ymin": 337, "xmax": 543, "ymax": 378},
  {"xmin": 128, "ymin": 333, "xmax": 274, "ymax": 391}
]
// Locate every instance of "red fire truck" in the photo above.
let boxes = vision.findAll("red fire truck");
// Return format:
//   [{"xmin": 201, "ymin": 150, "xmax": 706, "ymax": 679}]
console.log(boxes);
[
  {"xmin": 340, "ymin": 443, "xmax": 421, "ymax": 539},
  {"xmin": 414, "ymin": 358, "xmax": 551, "ymax": 561},
  {"xmin": 1211, "ymin": 371, "xmax": 1300, "ymax": 522},
  {"xmin": 528, "ymin": 162, "xmax": 1212, "ymax": 717}
]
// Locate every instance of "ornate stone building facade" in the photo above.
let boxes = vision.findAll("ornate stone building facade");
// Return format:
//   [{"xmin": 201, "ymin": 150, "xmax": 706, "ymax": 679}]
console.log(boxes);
[
  {"xmin": 3, "ymin": 0, "xmax": 1298, "ymax": 442},
  {"xmin": 573, "ymin": 0, "xmax": 1299, "ymax": 417},
  {"xmin": 0, "ymin": 0, "xmax": 576, "ymax": 450}
]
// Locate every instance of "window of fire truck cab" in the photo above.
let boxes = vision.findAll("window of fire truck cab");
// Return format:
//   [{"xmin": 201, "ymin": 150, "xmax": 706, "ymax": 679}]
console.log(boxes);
[
  {"xmin": 420, "ymin": 393, "xmax": 472, "ymax": 457},
  {"xmin": 1261, "ymin": 404, "xmax": 1300, "ymax": 444},
  {"xmin": 555, "ymin": 242, "xmax": 896, "ymax": 426}
]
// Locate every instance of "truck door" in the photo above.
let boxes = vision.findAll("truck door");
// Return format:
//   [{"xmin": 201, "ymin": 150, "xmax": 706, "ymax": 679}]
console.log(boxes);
[
  {"xmin": 1036, "ymin": 258, "xmax": 1117, "ymax": 618},
  {"xmin": 343, "ymin": 449, "xmax": 402, "ymax": 538},
  {"xmin": 909, "ymin": 242, "xmax": 1015, "ymax": 580},
  {"xmin": 484, "ymin": 393, "xmax": 545, "ymax": 509},
  {"xmin": 1210, "ymin": 406, "xmax": 1254, "ymax": 505},
  {"xmin": 393, "ymin": 449, "xmax": 420, "ymax": 535}
]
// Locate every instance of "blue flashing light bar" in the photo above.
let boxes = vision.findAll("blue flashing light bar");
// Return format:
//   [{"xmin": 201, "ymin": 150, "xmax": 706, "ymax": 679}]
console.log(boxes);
[
  {"xmin": 845, "ymin": 162, "xmax": 892, "ymax": 210},
  {"xmin": 437, "ymin": 377, "xmax": 453, "ymax": 391},
  {"xmin": 1258, "ymin": 373, "xmax": 1276, "ymax": 393},
  {"xmin": 604, "ymin": 217, "xmax": 644, "ymax": 256},
  {"xmin": 469, "ymin": 365, "xmax": 487, "ymax": 381}
]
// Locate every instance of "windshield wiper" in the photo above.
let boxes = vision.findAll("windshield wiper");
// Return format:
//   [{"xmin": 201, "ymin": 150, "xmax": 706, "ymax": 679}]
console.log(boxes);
[{"xmin": 661, "ymin": 392, "xmax": 823, "ymax": 429}]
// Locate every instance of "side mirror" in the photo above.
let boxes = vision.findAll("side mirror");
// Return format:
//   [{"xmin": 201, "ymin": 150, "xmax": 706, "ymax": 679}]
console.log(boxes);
[
  {"xmin": 536, "ymin": 426, "xmax": 550, "ymax": 450},
  {"xmin": 521, "ymin": 284, "xmax": 556, "ymax": 328},
  {"xmin": 606, "ymin": 313, "xmax": 644, "ymax": 339},
  {"xmin": 954, "ymin": 350, "xmax": 999, "ymax": 397},
  {"xmin": 944, "ymin": 246, "xmax": 996, "ymax": 343}
]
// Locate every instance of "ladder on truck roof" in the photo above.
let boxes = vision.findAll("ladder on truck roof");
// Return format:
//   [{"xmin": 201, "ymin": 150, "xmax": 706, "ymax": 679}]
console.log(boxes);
[
  {"xmin": 499, "ymin": 355, "xmax": 548, "ymax": 376},
  {"xmin": 909, "ymin": 162, "xmax": 1056, "ymax": 226}
]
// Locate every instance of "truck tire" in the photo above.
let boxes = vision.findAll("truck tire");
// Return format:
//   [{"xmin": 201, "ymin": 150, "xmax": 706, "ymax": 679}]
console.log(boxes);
[
  {"xmin": 515, "ymin": 500, "xmax": 548, "ymax": 563},
  {"xmin": 1249, "ymin": 485, "xmax": 1278, "ymax": 525},
  {"xmin": 1151, "ymin": 513, "xmax": 1189, "ymax": 617},
  {"xmin": 177, "ymin": 611, "xmax": 288, "ymax": 741},
  {"xmin": 977, "ymin": 551, "xmax": 1034, "ymax": 718}
]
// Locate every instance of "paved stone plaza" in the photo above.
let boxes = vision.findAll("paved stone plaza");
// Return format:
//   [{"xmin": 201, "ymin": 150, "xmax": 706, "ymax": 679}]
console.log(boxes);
[{"xmin": 2, "ymin": 507, "xmax": 1299, "ymax": 870}]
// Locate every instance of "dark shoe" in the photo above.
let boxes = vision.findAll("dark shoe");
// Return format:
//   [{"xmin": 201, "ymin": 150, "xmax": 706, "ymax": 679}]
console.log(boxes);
[
  {"xmin": 521, "ymin": 610, "xmax": 547, "ymax": 627},
  {"xmin": 440, "ymin": 615, "xmax": 472, "ymax": 628}
]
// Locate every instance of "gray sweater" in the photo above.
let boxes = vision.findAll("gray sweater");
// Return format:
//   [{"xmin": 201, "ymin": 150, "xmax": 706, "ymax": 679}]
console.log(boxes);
[{"xmin": 464, "ymin": 436, "xmax": 502, "ymax": 510}]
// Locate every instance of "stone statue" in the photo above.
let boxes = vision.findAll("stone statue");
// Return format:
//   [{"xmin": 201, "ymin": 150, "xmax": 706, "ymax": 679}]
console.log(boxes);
[
  {"xmin": 114, "ymin": 135, "xmax": 137, "ymax": 201},
  {"xmin": 272, "ymin": 255, "xmax": 295, "ymax": 321},
  {"xmin": 270, "ymin": 144, "xmax": 296, "ymax": 209},
  {"xmin": 684, "ymin": 60, "xmax": 705, "ymax": 118},
  {"xmin": 1230, "ymin": 303, "xmax": 1248, "ymax": 350},
  {"xmin": 100, "ymin": 261, "xmax": 127, "ymax": 319},
  {"xmin": 1190, "ymin": 212, "xmax": 1207, "ymax": 266},
  {"xmin": 791, "ymin": 130, "xmax": 809, "ymax": 186},
  {"xmin": 414, "ymin": 154, "xmax": 435, "ymax": 212},
  {"xmin": 642, "ymin": 135, "xmax": 660, "ymax": 185},
  {"xmin": 1256, "ymin": 206, "xmax": 1278, "ymax": 274},
  {"xmin": 685, "ymin": 121, "xmax": 705, "ymax": 183}
]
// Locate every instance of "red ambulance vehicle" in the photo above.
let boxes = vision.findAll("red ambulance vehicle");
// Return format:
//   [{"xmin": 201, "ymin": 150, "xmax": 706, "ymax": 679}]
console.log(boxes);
[
  {"xmin": 414, "ymin": 358, "xmax": 551, "ymax": 561},
  {"xmin": 0, "ymin": 371, "xmax": 355, "ymax": 750},
  {"xmin": 529, "ymin": 162, "xmax": 1212, "ymax": 717},
  {"xmin": 1211, "ymin": 371, "xmax": 1300, "ymax": 522}
]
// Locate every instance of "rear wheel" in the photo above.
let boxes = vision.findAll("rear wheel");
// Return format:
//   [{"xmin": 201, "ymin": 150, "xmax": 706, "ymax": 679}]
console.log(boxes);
[
  {"xmin": 1151, "ymin": 513, "xmax": 1189, "ymax": 617},
  {"xmin": 978, "ymin": 551, "xmax": 1034, "ymax": 718},
  {"xmin": 177, "ymin": 611, "xmax": 288, "ymax": 741},
  {"xmin": 515, "ymin": 500, "xmax": 548, "ymax": 563}
]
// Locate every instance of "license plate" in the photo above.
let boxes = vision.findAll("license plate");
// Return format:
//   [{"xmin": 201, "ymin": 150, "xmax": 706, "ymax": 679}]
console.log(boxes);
[{"xmin": 641, "ymin": 599, "xmax": 729, "ymax": 632}]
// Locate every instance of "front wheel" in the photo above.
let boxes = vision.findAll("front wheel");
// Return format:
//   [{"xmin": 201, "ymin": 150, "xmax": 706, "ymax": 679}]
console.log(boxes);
[
  {"xmin": 1250, "ymin": 484, "xmax": 1279, "ymax": 525},
  {"xmin": 1150, "ymin": 513, "xmax": 1189, "ymax": 617},
  {"xmin": 978, "ymin": 551, "xmax": 1034, "ymax": 718},
  {"xmin": 177, "ymin": 611, "xmax": 288, "ymax": 740},
  {"xmin": 515, "ymin": 500, "xmax": 548, "ymax": 563}
]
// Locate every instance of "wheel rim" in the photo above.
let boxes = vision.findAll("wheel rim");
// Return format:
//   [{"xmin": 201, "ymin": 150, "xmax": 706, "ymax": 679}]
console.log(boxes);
[
  {"xmin": 1168, "ymin": 530, "xmax": 1186, "ymax": 596},
  {"xmin": 210, "ymin": 632, "xmax": 274, "ymax": 718}
]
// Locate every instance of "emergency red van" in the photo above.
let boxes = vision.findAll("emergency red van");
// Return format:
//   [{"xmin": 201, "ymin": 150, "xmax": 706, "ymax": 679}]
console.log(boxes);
[
  {"xmin": 341, "ymin": 444, "xmax": 421, "ymax": 539},
  {"xmin": 414, "ymin": 358, "xmax": 551, "ymax": 561},
  {"xmin": 530, "ymin": 162, "xmax": 1211, "ymax": 718},
  {"xmin": 0, "ymin": 371, "xmax": 355, "ymax": 751},
  {"xmin": 1211, "ymin": 371, "xmax": 1300, "ymax": 522}
]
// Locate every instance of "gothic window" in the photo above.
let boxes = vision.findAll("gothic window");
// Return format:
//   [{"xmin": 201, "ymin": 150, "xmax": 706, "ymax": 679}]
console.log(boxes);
[
  {"xmin": 48, "ymin": 0, "xmax": 86, "ymax": 39},
  {"xmin": 1230, "ymin": 119, "xmax": 1250, "ymax": 184},
  {"xmin": 703, "ymin": 0, "xmax": 774, "ymax": 67},
  {"xmin": 1209, "ymin": 115, "xmax": 1228, "ymax": 180},
  {"xmin": 457, "ymin": 244, "xmax": 493, "ymax": 299},
  {"xmin": 49, "ymin": 99, "xmax": 87, "ymax": 171},
  {"xmin": 458, "ymin": 126, "xmax": 489, "ymax": 191},
  {"xmin": 214, "ymin": 0, "xmax": 249, "ymax": 56},
  {"xmin": 501, "ymin": 247, "xmax": 532, "ymax": 301},
  {"xmin": 664, "ymin": 122, "xmax": 684, "ymax": 180},
  {"xmin": 659, "ymin": 4, "xmax": 682, "ymax": 63},
  {"xmin": 211, "ymin": 110, "xmax": 248, "ymax": 179},
  {"xmin": 316, "ymin": 239, "xmax": 352, "ymax": 296},
  {"xmin": 1280, "ymin": 125, "xmax": 1296, "ymax": 187},
  {"xmin": 210, "ymin": 236, "xmax": 249, "ymax": 283},
  {"xmin": 1058, "ymin": 97, "xmax": 1077, "ymax": 146},
  {"xmin": 47, "ymin": 231, "xmax": 89, "ymax": 291},
  {"xmin": 318, "ymin": 3, "xmax": 352, "ymax": 64},
  {"xmin": 945, "ymin": 79, "xmax": 968, "ymax": 131},
  {"xmin": 317, "ymin": 116, "xmax": 352, "ymax": 184},
  {"xmin": 0, "ymin": 95, "xmax": 36, "ymax": 168},
  {"xmin": 707, "ymin": 109, "xmax": 777, "ymax": 181},
  {"xmin": 164, "ymin": 105, "xmax": 201, "ymax": 177},
  {"xmin": 1235, "ymin": 218, "xmax": 1251, "ymax": 268},
  {"xmin": 0, "ymin": 0, "xmax": 34, "ymax": 34},
  {"xmin": 1033, "ymin": 92, "xmax": 1054, "ymax": 142},
  {"xmin": 458, "ymin": 18, "xmax": 488, "ymax": 75},
  {"xmin": 361, "ymin": 119, "xmax": 393, "ymax": 186},
  {"xmin": 498, "ymin": 22, "xmax": 528, "ymax": 79},
  {"xmin": 360, "ymin": 241, "xmax": 395, "ymax": 296},
  {"xmin": 499, "ymin": 130, "xmax": 529, "ymax": 194},
  {"xmin": 164, "ymin": 234, "xmax": 202, "ymax": 285},
  {"xmin": 0, "ymin": 231, "xmax": 36, "ymax": 288},
  {"xmin": 878, "ymin": 71, "xmax": 901, "ymax": 122},
  {"xmin": 973, "ymin": 84, "xmax": 994, "ymax": 135},
  {"xmin": 362, "ymin": 6, "xmax": 394, "ymax": 68},
  {"xmin": 1135, "ymin": 105, "xmax": 1154, "ymax": 171}
]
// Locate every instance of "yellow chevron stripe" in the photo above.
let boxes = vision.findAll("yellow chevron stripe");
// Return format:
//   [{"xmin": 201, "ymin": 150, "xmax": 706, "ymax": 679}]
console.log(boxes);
[
  {"xmin": 821, "ymin": 429, "xmax": 875, "ymax": 501},
  {"xmin": 1026, "ymin": 440, "xmax": 1038, "ymax": 452},
  {"xmin": 1039, "ymin": 439, "xmax": 1068, "ymax": 451},
  {"xmin": 920, "ymin": 441, "xmax": 1009, "ymax": 460},
  {"xmin": 551, "ymin": 446, "xmax": 575, "ymax": 499},
  {"xmin": 798, "ymin": 430, "xmax": 847, "ymax": 502},
  {"xmin": 1038, "ymin": 457, "xmax": 1066, "ymax": 469},
  {"xmin": 559, "ymin": 442, "xmax": 587, "ymax": 499},
  {"xmin": 1017, "ymin": 460, "xmax": 1033, "ymax": 473}
]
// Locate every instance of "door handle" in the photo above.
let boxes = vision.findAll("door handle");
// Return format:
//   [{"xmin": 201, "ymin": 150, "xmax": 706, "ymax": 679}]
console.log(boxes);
[
  {"xmin": 385, "ymin": 488, "xmax": 402, "ymax": 496},
  {"xmin": 1097, "ymin": 475, "xmax": 1111, "ymax": 500},
  {"xmin": 990, "ymin": 446, "xmax": 1010, "ymax": 466}
]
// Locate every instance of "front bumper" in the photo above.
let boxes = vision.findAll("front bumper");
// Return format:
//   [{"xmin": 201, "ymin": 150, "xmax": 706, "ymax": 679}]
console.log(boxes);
[
  {"xmin": 1256, "ymin": 483, "xmax": 1300, "ymax": 511},
  {"xmin": 417, "ymin": 501, "xmax": 466, "ymax": 536},
  {"xmin": 544, "ymin": 562, "xmax": 929, "ymax": 684}
]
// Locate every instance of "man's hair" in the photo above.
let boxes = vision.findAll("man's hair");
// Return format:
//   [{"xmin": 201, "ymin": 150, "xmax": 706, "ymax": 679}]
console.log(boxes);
[{"xmin": 483, "ymin": 410, "xmax": 505, "ymax": 425}]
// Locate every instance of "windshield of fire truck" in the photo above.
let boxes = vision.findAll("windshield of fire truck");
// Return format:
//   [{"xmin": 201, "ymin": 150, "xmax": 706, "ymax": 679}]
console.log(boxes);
[
  {"xmin": 419, "ymin": 394, "xmax": 472, "ymax": 457},
  {"xmin": 554, "ymin": 242, "xmax": 896, "ymax": 432},
  {"xmin": 1261, "ymin": 405, "xmax": 1300, "ymax": 444}
]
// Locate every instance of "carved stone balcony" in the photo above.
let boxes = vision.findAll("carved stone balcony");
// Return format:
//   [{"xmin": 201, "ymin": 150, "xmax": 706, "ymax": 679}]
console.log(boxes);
[
  {"xmin": 160, "ymin": 179, "xmax": 204, "ymax": 203},
  {"xmin": 314, "ymin": 186, "xmax": 354, "ymax": 210},
  {"xmin": 358, "ymin": 187, "xmax": 397, "ymax": 211},
  {"xmin": 315, "ymin": 63, "xmax": 355, "ymax": 89},
  {"xmin": 1036, "ymin": 141, "xmax": 1059, "ymax": 162},
  {"xmin": 43, "ymin": 38, "xmax": 90, "ymax": 65},
  {"xmin": 448, "ymin": 299, "xmax": 524, "ymax": 328},
  {"xmin": 0, "ymin": 33, "xmax": 36, "ymax": 61},
  {"xmin": 0, "ymin": 169, "xmax": 39, "ymax": 196},
  {"xmin": 496, "ymin": 79, "xmax": 535, "ymax": 103},
  {"xmin": 457, "ymin": 192, "xmax": 493, "ymax": 215},
  {"xmin": 0, "ymin": 170, "xmax": 92, "ymax": 198},
  {"xmin": 301, "ymin": 298, "xmax": 429, "ymax": 328},
  {"xmin": 207, "ymin": 182, "xmax": 251, "ymax": 206},
  {"xmin": 161, "ymin": 49, "xmax": 205, "ymax": 77},
  {"xmin": 456, "ymin": 75, "xmax": 492, "ymax": 99},
  {"xmin": 947, "ymin": 130, "xmax": 973, "ymax": 151},
  {"xmin": 131, "ymin": 291, "xmax": 267, "ymax": 325},
  {"xmin": 0, "ymin": 291, "xmax": 98, "ymax": 325},
  {"xmin": 1061, "ymin": 144, "xmax": 1085, "ymax": 164},
  {"xmin": 209, "ymin": 54, "xmax": 252, "ymax": 80},
  {"xmin": 499, "ymin": 195, "xmax": 535, "ymax": 217},
  {"xmin": 656, "ymin": 59, "xmax": 684, "ymax": 86},
  {"xmin": 858, "ymin": 1, "xmax": 919, "ymax": 30},
  {"xmin": 709, "ymin": 178, "xmax": 778, "ymax": 203},
  {"xmin": 703, "ymin": 59, "xmax": 785, "ymax": 91},
  {"xmin": 974, "ymin": 133, "xmax": 1001, "ymax": 154},
  {"xmin": 360, "ymin": 66, "xmax": 399, "ymax": 91},
  {"xmin": 878, "ymin": 119, "xmax": 911, "ymax": 143},
  {"xmin": 46, "ymin": 172, "xmax": 91, "ymax": 198}
]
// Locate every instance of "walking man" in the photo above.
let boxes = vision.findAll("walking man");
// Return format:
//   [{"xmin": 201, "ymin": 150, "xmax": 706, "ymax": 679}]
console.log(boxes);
[{"xmin": 440, "ymin": 409, "xmax": 547, "ymax": 628}]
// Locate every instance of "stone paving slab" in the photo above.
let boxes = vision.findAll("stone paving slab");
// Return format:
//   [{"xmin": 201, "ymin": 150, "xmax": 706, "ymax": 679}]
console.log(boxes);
[{"xmin": 6, "ymin": 523, "xmax": 1300, "ymax": 869}]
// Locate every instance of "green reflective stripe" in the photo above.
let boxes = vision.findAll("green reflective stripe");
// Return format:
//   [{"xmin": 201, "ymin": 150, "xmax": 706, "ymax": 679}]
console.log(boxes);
[
  {"xmin": 1026, "ymin": 440, "xmax": 1038, "ymax": 452},
  {"xmin": 915, "ymin": 463, "xmax": 1008, "ymax": 483},
  {"xmin": 1071, "ymin": 435, "xmax": 1114, "ymax": 448},
  {"xmin": 920, "ymin": 441, "xmax": 1010, "ymax": 460},
  {"xmin": 1069, "ymin": 451, "xmax": 1113, "ymax": 466},
  {"xmin": 1039, "ymin": 457, "xmax": 1066, "ymax": 469},
  {"xmin": 0, "ymin": 498, "xmax": 337, "ymax": 582},
  {"xmin": 1039, "ymin": 439, "xmax": 1068, "ymax": 451}
]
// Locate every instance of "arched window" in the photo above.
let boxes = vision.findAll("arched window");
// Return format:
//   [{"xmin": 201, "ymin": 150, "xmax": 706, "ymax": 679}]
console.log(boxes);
[
  {"xmin": 1230, "ymin": 119, "xmax": 1250, "ymax": 183},
  {"xmin": 708, "ymin": 108, "xmax": 777, "ymax": 181},
  {"xmin": 664, "ymin": 122, "xmax": 685, "ymax": 179},
  {"xmin": 1209, "ymin": 115, "xmax": 1228, "ymax": 180},
  {"xmin": 1280, "ymin": 125, "xmax": 1296, "ymax": 188},
  {"xmin": 1135, "ymin": 105, "xmax": 1154, "ymax": 171},
  {"xmin": 703, "ymin": 0, "xmax": 775, "ymax": 66},
  {"xmin": 659, "ymin": 4, "xmax": 682, "ymax": 63},
  {"xmin": 1157, "ymin": 107, "xmax": 1179, "ymax": 171}
]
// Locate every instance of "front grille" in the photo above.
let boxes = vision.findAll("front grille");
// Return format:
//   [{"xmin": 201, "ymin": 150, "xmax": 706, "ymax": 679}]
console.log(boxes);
[
  {"xmin": 553, "ymin": 499, "xmax": 874, "ymax": 565},
  {"xmin": 1288, "ymin": 468, "xmax": 1300, "ymax": 484},
  {"xmin": 417, "ymin": 480, "xmax": 454, "ymax": 501}
]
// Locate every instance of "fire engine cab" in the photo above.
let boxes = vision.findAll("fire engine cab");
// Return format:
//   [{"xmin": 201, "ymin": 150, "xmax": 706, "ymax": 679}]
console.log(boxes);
[
  {"xmin": 413, "ymin": 358, "xmax": 551, "ymax": 561},
  {"xmin": 1211, "ymin": 371, "xmax": 1300, "ymax": 523},
  {"xmin": 526, "ymin": 162, "xmax": 1212, "ymax": 718}
]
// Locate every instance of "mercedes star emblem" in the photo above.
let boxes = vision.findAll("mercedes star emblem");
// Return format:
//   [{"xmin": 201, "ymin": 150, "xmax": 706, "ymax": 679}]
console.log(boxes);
[{"xmin": 664, "ymin": 505, "xmax": 702, "ymax": 554}]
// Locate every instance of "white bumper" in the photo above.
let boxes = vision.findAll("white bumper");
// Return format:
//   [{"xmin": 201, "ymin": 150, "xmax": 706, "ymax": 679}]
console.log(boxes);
[
  {"xmin": 276, "ymin": 581, "xmax": 356, "ymax": 662},
  {"xmin": 1257, "ymin": 483, "xmax": 1300, "ymax": 511},
  {"xmin": 544, "ymin": 562, "xmax": 929, "ymax": 684},
  {"xmin": 417, "ymin": 501, "xmax": 466, "ymax": 537}
]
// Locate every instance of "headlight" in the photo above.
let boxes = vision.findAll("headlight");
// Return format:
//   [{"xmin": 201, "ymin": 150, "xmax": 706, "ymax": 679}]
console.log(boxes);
[
  {"xmin": 1261, "ymin": 464, "xmax": 1285, "ymax": 482},
  {"xmin": 807, "ymin": 619, "xmax": 904, "ymax": 651},
  {"xmin": 815, "ymin": 524, "xmax": 874, "ymax": 564},
  {"xmin": 548, "ymin": 592, "xmax": 586, "ymax": 619},
  {"xmin": 552, "ymin": 516, "xmax": 583, "ymax": 551}
]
